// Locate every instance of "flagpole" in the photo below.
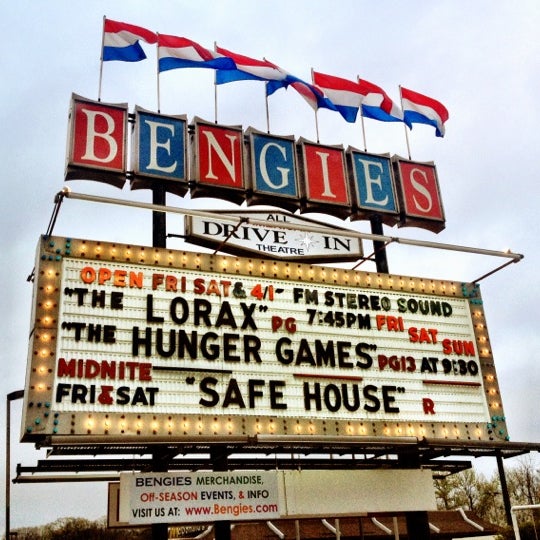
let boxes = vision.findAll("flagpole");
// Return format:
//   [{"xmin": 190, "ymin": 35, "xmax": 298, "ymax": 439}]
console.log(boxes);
[
  {"xmin": 214, "ymin": 42, "xmax": 218, "ymax": 123},
  {"xmin": 356, "ymin": 77, "xmax": 368, "ymax": 151},
  {"xmin": 265, "ymin": 82, "xmax": 270, "ymax": 133},
  {"xmin": 360, "ymin": 111, "xmax": 368, "ymax": 151},
  {"xmin": 310, "ymin": 68, "xmax": 321, "ymax": 143},
  {"xmin": 156, "ymin": 33, "xmax": 161, "ymax": 113},
  {"xmin": 399, "ymin": 85, "xmax": 412, "ymax": 160},
  {"xmin": 98, "ymin": 15, "xmax": 106, "ymax": 101}
]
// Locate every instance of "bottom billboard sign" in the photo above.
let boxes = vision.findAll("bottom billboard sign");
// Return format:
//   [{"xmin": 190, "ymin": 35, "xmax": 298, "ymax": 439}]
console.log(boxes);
[
  {"xmin": 118, "ymin": 470, "xmax": 436, "ymax": 525},
  {"xmin": 119, "ymin": 471, "xmax": 281, "ymax": 525}
]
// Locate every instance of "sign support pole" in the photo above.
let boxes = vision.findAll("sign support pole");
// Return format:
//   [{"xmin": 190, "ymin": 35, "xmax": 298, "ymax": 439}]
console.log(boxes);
[
  {"xmin": 399, "ymin": 449, "xmax": 431, "ymax": 539},
  {"xmin": 212, "ymin": 446, "xmax": 232, "ymax": 540},
  {"xmin": 369, "ymin": 214, "xmax": 389, "ymax": 273},
  {"xmin": 496, "ymin": 451, "xmax": 513, "ymax": 526},
  {"xmin": 153, "ymin": 184, "xmax": 167, "ymax": 248},
  {"xmin": 151, "ymin": 451, "xmax": 170, "ymax": 540},
  {"xmin": 6, "ymin": 390, "xmax": 24, "ymax": 540},
  {"xmin": 152, "ymin": 185, "xmax": 167, "ymax": 540}
]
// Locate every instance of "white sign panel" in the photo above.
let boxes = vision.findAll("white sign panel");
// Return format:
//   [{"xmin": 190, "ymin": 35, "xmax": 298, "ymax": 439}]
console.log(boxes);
[
  {"xmin": 281, "ymin": 469, "xmax": 437, "ymax": 517},
  {"xmin": 119, "ymin": 471, "xmax": 280, "ymax": 525},
  {"xmin": 184, "ymin": 210, "xmax": 363, "ymax": 262},
  {"xmin": 117, "ymin": 469, "xmax": 435, "ymax": 525},
  {"xmin": 22, "ymin": 236, "xmax": 507, "ymax": 443}
]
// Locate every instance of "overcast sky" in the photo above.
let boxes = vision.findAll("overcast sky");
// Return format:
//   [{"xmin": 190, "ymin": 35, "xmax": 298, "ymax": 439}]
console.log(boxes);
[{"xmin": 2, "ymin": 0, "xmax": 539, "ymax": 531}]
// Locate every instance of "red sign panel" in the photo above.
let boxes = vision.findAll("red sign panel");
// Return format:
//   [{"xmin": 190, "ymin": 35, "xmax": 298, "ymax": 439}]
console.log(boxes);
[
  {"xmin": 300, "ymin": 140, "xmax": 350, "ymax": 205},
  {"xmin": 194, "ymin": 119, "xmax": 244, "ymax": 189},
  {"xmin": 69, "ymin": 95, "xmax": 127, "ymax": 174},
  {"xmin": 394, "ymin": 159, "xmax": 445, "ymax": 232}
]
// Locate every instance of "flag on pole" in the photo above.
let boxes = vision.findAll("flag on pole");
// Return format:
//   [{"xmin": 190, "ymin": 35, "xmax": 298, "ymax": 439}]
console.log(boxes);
[
  {"xmin": 102, "ymin": 18, "xmax": 157, "ymax": 62},
  {"xmin": 312, "ymin": 71, "xmax": 363, "ymax": 123},
  {"xmin": 214, "ymin": 45, "xmax": 288, "ymax": 87},
  {"xmin": 263, "ymin": 61, "xmax": 336, "ymax": 112},
  {"xmin": 158, "ymin": 35, "xmax": 236, "ymax": 72},
  {"xmin": 400, "ymin": 86, "xmax": 449, "ymax": 137},
  {"xmin": 288, "ymin": 78, "xmax": 338, "ymax": 112},
  {"xmin": 357, "ymin": 78, "xmax": 404, "ymax": 123}
]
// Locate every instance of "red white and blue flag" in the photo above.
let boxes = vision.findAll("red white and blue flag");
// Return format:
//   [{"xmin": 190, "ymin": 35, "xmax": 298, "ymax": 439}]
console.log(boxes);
[
  {"xmin": 214, "ymin": 45, "xmax": 288, "ymax": 89},
  {"xmin": 357, "ymin": 78, "xmax": 404, "ymax": 123},
  {"xmin": 400, "ymin": 86, "xmax": 449, "ymax": 137},
  {"xmin": 289, "ymin": 78, "xmax": 338, "ymax": 112},
  {"xmin": 102, "ymin": 18, "xmax": 157, "ymax": 62},
  {"xmin": 262, "ymin": 61, "xmax": 336, "ymax": 112},
  {"xmin": 158, "ymin": 35, "xmax": 236, "ymax": 72},
  {"xmin": 312, "ymin": 71, "xmax": 403, "ymax": 124},
  {"xmin": 312, "ymin": 71, "xmax": 363, "ymax": 123}
]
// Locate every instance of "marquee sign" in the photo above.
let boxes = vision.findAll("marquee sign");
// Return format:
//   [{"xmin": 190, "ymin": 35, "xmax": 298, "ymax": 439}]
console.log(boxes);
[
  {"xmin": 65, "ymin": 94, "xmax": 445, "ymax": 233},
  {"xmin": 21, "ymin": 235, "xmax": 507, "ymax": 444}
]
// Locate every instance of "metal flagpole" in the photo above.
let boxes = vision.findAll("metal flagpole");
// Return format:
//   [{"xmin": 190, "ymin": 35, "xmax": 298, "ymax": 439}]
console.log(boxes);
[
  {"xmin": 214, "ymin": 42, "xmax": 218, "ymax": 124},
  {"xmin": 265, "ymin": 82, "xmax": 271, "ymax": 133},
  {"xmin": 399, "ymin": 85, "xmax": 412, "ymax": 159},
  {"xmin": 357, "ymin": 77, "xmax": 368, "ymax": 151},
  {"xmin": 156, "ymin": 33, "xmax": 161, "ymax": 113},
  {"xmin": 98, "ymin": 15, "xmax": 106, "ymax": 101},
  {"xmin": 360, "ymin": 110, "xmax": 368, "ymax": 152},
  {"xmin": 311, "ymin": 68, "xmax": 321, "ymax": 142}
]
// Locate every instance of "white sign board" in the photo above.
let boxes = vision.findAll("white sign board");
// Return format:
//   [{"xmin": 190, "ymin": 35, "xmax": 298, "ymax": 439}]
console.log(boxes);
[
  {"xmin": 22, "ymin": 236, "xmax": 507, "ymax": 443},
  {"xmin": 280, "ymin": 469, "xmax": 436, "ymax": 518},
  {"xmin": 117, "ymin": 469, "xmax": 436, "ymax": 525},
  {"xmin": 184, "ymin": 210, "xmax": 363, "ymax": 262},
  {"xmin": 119, "ymin": 471, "xmax": 280, "ymax": 525}
]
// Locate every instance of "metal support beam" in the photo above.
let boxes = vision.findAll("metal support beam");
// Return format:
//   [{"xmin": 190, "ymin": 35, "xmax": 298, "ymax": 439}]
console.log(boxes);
[
  {"xmin": 152, "ymin": 184, "xmax": 167, "ymax": 248},
  {"xmin": 6, "ymin": 390, "xmax": 24, "ymax": 540},
  {"xmin": 369, "ymin": 214, "xmax": 389, "ymax": 273},
  {"xmin": 53, "ymin": 189, "xmax": 523, "ymax": 284},
  {"xmin": 212, "ymin": 446, "xmax": 232, "ymax": 540},
  {"xmin": 399, "ymin": 448, "xmax": 431, "ymax": 540},
  {"xmin": 496, "ymin": 451, "xmax": 513, "ymax": 527}
]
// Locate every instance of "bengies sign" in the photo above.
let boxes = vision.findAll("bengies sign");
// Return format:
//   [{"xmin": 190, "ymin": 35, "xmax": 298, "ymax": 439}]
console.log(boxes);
[
  {"xmin": 65, "ymin": 94, "xmax": 445, "ymax": 233},
  {"xmin": 22, "ymin": 235, "xmax": 507, "ymax": 444},
  {"xmin": 119, "ymin": 471, "xmax": 280, "ymax": 525}
]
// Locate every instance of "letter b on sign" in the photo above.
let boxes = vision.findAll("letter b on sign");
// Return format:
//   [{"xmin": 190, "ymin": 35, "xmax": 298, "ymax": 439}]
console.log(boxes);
[{"xmin": 66, "ymin": 94, "xmax": 127, "ymax": 187}]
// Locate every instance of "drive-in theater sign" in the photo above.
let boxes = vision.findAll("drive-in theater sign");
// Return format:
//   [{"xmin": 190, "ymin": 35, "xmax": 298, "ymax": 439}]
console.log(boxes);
[{"xmin": 22, "ymin": 234, "xmax": 506, "ymax": 443}]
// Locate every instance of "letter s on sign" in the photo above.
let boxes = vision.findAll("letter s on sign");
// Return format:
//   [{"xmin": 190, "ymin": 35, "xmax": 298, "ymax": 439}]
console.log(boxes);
[{"xmin": 410, "ymin": 167, "xmax": 433, "ymax": 213}]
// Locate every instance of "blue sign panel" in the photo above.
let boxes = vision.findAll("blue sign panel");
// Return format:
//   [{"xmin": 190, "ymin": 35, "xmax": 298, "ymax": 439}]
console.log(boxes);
[
  {"xmin": 250, "ymin": 131, "xmax": 298, "ymax": 198},
  {"xmin": 134, "ymin": 108, "xmax": 187, "ymax": 181},
  {"xmin": 349, "ymin": 150, "xmax": 399, "ymax": 220}
]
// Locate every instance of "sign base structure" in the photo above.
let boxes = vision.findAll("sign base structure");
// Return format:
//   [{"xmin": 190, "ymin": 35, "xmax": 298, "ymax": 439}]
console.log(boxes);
[
  {"xmin": 116, "ymin": 470, "xmax": 435, "ymax": 526},
  {"xmin": 22, "ymin": 235, "xmax": 508, "ymax": 445}
]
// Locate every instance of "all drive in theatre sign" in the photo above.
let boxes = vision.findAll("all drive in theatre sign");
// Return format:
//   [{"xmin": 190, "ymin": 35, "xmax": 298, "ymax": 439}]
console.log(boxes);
[{"xmin": 21, "ymin": 235, "xmax": 508, "ymax": 443}]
